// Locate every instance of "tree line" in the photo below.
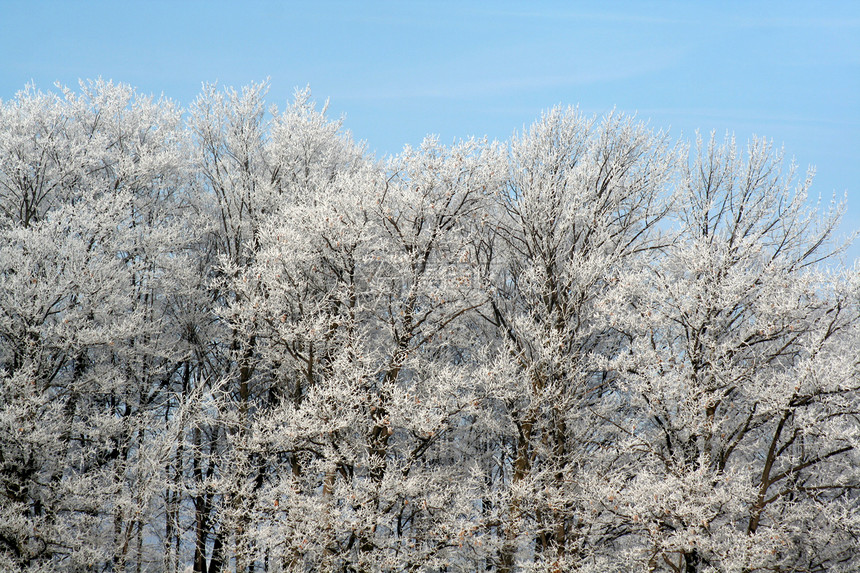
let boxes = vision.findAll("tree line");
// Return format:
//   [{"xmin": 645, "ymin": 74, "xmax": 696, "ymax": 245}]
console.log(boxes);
[{"xmin": 1, "ymin": 80, "xmax": 858, "ymax": 572}]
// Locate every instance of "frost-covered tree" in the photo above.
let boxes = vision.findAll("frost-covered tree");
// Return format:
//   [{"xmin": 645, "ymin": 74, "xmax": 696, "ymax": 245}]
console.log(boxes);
[
  {"xmin": 219, "ymin": 127, "xmax": 504, "ymax": 570},
  {"xmin": 0, "ymin": 80, "xmax": 193, "ymax": 572},
  {"xmin": 0, "ymin": 85, "xmax": 82, "ymax": 227},
  {"xmin": 0, "ymin": 81, "xmax": 856, "ymax": 573},
  {"xmin": 473, "ymin": 107, "xmax": 678, "ymax": 571},
  {"xmin": 595, "ymin": 134, "xmax": 860, "ymax": 572}
]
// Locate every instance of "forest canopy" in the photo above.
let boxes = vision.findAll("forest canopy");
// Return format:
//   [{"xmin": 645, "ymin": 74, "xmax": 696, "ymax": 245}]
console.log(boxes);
[{"xmin": 1, "ymin": 80, "xmax": 858, "ymax": 573}]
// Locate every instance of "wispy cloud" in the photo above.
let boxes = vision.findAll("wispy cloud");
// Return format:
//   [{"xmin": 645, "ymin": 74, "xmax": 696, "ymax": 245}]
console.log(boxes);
[
  {"xmin": 343, "ymin": 42, "xmax": 682, "ymax": 102},
  {"xmin": 637, "ymin": 108, "xmax": 860, "ymax": 129}
]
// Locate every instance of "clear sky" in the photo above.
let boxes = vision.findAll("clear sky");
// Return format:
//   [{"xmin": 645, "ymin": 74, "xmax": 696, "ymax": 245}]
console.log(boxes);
[{"xmin": 2, "ymin": 0, "xmax": 858, "ymax": 264}]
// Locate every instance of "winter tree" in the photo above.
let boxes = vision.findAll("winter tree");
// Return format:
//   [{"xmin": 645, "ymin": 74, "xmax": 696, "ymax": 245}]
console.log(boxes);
[
  {"xmin": 478, "ymin": 107, "xmax": 679, "ymax": 571},
  {"xmin": 593, "ymin": 134, "xmax": 860, "ymax": 572},
  {"xmin": 0, "ymin": 80, "xmax": 193, "ymax": 572},
  {"xmin": 0, "ymin": 81, "xmax": 856, "ymax": 573}
]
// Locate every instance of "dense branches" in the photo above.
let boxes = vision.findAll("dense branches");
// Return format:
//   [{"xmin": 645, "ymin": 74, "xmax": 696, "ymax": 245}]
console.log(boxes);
[{"xmin": 0, "ymin": 82, "xmax": 857, "ymax": 572}]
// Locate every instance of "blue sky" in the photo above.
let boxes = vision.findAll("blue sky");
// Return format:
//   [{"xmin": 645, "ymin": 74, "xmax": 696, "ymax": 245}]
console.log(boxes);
[{"xmin": 2, "ymin": 0, "xmax": 858, "ymax": 263}]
